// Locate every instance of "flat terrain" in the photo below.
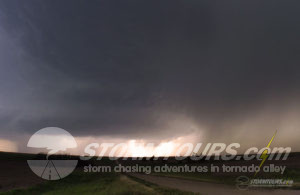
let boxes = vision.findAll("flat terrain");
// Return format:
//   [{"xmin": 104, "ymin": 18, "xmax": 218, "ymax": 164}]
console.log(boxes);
[
  {"xmin": 128, "ymin": 173, "xmax": 299, "ymax": 195},
  {"xmin": 0, "ymin": 154, "xmax": 44, "ymax": 192},
  {"xmin": 2, "ymin": 171, "xmax": 193, "ymax": 195},
  {"xmin": 1, "ymin": 152, "xmax": 300, "ymax": 194}
]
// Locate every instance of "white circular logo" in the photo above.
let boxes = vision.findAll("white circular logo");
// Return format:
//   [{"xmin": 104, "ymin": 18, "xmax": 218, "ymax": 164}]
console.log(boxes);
[{"xmin": 27, "ymin": 127, "xmax": 78, "ymax": 180}]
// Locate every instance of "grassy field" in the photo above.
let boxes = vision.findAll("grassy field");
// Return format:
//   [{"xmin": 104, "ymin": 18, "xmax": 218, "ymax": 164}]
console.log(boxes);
[
  {"xmin": 1, "ymin": 151, "xmax": 300, "ymax": 194},
  {"xmin": 0, "ymin": 152, "xmax": 193, "ymax": 194},
  {"xmin": 152, "ymin": 168, "xmax": 300, "ymax": 187},
  {"xmin": 118, "ymin": 153, "xmax": 300, "ymax": 188},
  {"xmin": 1, "ymin": 170, "xmax": 194, "ymax": 195}
]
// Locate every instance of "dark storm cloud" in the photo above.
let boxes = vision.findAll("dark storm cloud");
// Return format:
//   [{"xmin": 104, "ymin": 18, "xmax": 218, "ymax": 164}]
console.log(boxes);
[{"xmin": 0, "ymin": 0, "xmax": 300, "ymax": 147}]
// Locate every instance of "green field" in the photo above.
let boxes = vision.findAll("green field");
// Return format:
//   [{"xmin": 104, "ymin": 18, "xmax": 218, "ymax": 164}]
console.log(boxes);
[
  {"xmin": 1, "ymin": 170, "xmax": 194, "ymax": 195},
  {"xmin": 1, "ymin": 152, "xmax": 300, "ymax": 194}
]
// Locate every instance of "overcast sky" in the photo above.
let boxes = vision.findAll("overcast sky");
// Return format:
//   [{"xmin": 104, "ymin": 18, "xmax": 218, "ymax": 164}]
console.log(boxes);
[{"xmin": 0, "ymin": 0, "xmax": 300, "ymax": 153}]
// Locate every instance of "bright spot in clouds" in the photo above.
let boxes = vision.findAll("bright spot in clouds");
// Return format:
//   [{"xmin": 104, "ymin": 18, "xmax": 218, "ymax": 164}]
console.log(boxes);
[{"xmin": 0, "ymin": 139, "xmax": 17, "ymax": 152}]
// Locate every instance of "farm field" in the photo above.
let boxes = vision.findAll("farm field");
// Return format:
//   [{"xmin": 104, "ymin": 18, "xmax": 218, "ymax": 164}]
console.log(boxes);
[{"xmin": 1, "ymin": 152, "xmax": 300, "ymax": 194}]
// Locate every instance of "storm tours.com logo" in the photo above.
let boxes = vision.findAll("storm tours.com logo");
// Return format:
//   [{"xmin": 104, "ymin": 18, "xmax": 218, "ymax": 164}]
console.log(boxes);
[
  {"xmin": 27, "ymin": 127, "xmax": 78, "ymax": 180},
  {"xmin": 26, "ymin": 128, "xmax": 290, "ymax": 180}
]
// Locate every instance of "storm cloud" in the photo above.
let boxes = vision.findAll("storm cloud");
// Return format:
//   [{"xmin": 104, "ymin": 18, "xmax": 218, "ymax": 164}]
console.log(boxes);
[{"xmin": 0, "ymin": 0, "xmax": 300, "ymax": 151}]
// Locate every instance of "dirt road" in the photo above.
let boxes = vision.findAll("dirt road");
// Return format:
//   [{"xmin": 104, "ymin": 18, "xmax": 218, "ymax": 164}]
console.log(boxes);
[{"xmin": 128, "ymin": 173, "xmax": 299, "ymax": 195}]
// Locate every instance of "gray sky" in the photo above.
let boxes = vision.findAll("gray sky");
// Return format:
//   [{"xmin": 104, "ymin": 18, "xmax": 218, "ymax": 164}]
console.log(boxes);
[{"xmin": 0, "ymin": 0, "xmax": 300, "ymax": 153}]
